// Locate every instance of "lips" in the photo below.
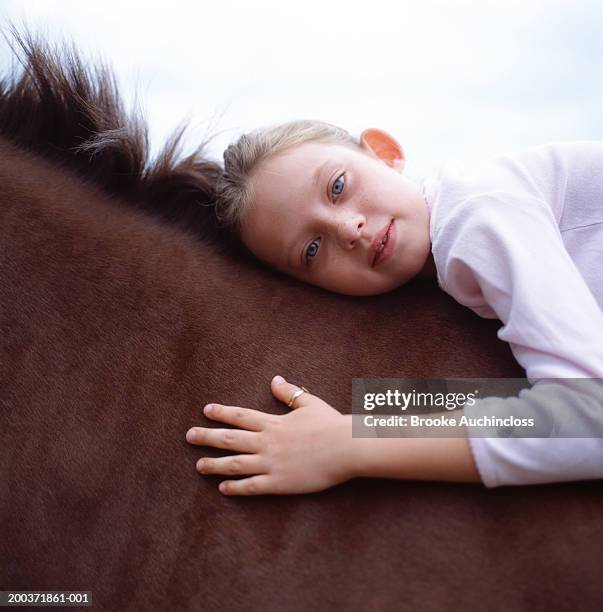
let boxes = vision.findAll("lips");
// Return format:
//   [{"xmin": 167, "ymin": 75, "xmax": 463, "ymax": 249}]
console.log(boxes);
[{"xmin": 369, "ymin": 220, "xmax": 394, "ymax": 268}]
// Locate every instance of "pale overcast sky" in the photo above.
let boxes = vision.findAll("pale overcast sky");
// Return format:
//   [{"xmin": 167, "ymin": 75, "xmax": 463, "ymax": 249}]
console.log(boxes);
[{"xmin": 1, "ymin": 0, "xmax": 601, "ymax": 180}]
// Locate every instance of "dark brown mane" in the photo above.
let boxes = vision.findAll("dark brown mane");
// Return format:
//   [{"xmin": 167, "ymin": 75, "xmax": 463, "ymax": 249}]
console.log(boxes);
[{"xmin": 0, "ymin": 26, "xmax": 231, "ymax": 245}]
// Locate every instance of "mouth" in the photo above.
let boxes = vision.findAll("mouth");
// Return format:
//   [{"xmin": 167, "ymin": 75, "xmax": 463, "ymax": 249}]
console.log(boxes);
[{"xmin": 370, "ymin": 219, "xmax": 394, "ymax": 268}]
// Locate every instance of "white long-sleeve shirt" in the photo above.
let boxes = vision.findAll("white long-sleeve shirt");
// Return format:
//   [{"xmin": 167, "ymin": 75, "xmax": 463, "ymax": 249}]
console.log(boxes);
[{"xmin": 422, "ymin": 141, "xmax": 603, "ymax": 487}]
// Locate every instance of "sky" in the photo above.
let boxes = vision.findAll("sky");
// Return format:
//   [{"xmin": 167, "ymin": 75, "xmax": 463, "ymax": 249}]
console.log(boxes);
[{"xmin": 0, "ymin": 0, "xmax": 601, "ymax": 180}]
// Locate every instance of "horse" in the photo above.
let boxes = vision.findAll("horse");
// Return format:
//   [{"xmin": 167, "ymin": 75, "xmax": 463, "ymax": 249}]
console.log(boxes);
[{"xmin": 1, "ymin": 29, "xmax": 601, "ymax": 612}]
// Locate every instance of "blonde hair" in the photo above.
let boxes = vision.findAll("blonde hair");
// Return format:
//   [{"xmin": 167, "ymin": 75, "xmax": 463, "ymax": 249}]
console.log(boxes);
[{"xmin": 214, "ymin": 119, "xmax": 360, "ymax": 237}]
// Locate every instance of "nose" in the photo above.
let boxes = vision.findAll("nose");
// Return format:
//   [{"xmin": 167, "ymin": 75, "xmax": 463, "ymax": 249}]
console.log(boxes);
[{"xmin": 332, "ymin": 213, "xmax": 367, "ymax": 250}]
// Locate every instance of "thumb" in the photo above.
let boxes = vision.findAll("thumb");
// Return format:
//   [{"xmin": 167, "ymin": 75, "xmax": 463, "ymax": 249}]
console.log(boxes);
[{"xmin": 271, "ymin": 375, "xmax": 308, "ymax": 409}]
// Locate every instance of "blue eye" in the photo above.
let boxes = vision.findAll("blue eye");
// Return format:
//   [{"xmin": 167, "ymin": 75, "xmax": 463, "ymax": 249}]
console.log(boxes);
[
  {"xmin": 305, "ymin": 237, "xmax": 321, "ymax": 265},
  {"xmin": 304, "ymin": 173, "xmax": 344, "ymax": 267},
  {"xmin": 331, "ymin": 173, "xmax": 345, "ymax": 198}
]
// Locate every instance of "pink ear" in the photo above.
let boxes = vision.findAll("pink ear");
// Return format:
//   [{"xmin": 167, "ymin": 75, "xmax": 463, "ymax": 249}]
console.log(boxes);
[{"xmin": 360, "ymin": 128, "xmax": 404, "ymax": 167}]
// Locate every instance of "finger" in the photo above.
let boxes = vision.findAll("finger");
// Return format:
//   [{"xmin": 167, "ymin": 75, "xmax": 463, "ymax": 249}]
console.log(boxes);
[
  {"xmin": 186, "ymin": 427, "xmax": 259, "ymax": 453},
  {"xmin": 270, "ymin": 375, "xmax": 313, "ymax": 409},
  {"xmin": 218, "ymin": 475, "xmax": 274, "ymax": 496},
  {"xmin": 202, "ymin": 403, "xmax": 268, "ymax": 431},
  {"xmin": 197, "ymin": 453, "xmax": 265, "ymax": 477}
]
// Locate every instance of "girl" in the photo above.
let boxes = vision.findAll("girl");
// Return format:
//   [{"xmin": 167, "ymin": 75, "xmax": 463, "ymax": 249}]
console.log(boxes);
[{"xmin": 185, "ymin": 120, "xmax": 603, "ymax": 496}]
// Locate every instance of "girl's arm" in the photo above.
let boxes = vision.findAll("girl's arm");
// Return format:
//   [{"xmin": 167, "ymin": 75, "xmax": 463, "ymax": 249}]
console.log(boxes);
[
  {"xmin": 434, "ymin": 186, "xmax": 603, "ymax": 487},
  {"xmin": 347, "ymin": 415, "xmax": 481, "ymax": 483},
  {"xmin": 186, "ymin": 376, "xmax": 481, "ymax": 497}
]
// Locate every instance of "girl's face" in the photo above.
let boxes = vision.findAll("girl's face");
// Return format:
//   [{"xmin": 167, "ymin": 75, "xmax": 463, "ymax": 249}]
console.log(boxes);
[{"xmin": 240, "ymin": 132, "xmax": 433, "ymax": 296}]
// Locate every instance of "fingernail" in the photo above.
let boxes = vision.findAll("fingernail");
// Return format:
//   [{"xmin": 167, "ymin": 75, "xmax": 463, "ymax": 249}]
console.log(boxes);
[
  {"xmin": 204, "ymin": 404, "xmax": 213, "ymax": 414},
  {"xmin": 186, "ymin": 428, "xmax": 196, "ymax": 442},
  {"xmin": 273, "ymin": 375, "xmax": 285, "ymax": 385}
]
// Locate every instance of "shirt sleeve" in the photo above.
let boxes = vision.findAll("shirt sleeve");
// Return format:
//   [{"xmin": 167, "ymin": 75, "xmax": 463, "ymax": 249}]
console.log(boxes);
[{"xmin": 433, "ymin": 191, "xmax": 603, "ymax": 486}]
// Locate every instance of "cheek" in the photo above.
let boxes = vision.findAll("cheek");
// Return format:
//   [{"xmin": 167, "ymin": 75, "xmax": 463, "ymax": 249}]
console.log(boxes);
[
  {"xmin": 376, "ymin": 185, "xmax": 403, "ymax": 213},
  {"xmin": 353, "ymin": 187, "xmax": 373, "ymax": 213}
]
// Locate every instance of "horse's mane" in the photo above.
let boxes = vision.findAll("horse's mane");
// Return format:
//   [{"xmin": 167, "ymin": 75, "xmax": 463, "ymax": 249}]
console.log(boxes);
[{"xmin": 0, "ymin": 26, "xmax": 233, "ymax": 246}]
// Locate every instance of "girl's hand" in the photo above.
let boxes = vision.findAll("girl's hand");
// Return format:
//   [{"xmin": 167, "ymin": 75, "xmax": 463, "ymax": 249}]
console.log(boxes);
[{"xmin": 186, "ymin": 376, "xmax": 354, "ymax": 496}]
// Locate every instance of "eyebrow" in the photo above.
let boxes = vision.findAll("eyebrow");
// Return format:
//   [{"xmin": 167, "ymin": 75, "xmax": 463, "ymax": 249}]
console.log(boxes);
[{"xmin": 285, "ymin": 161, "xmax": 329, "ymax": 270}]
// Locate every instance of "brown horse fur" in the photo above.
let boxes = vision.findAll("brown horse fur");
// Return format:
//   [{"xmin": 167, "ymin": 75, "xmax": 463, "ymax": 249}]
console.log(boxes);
[{"xmin": 0, "ymin": 29, "xmax": 601, "ymax": 612}]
